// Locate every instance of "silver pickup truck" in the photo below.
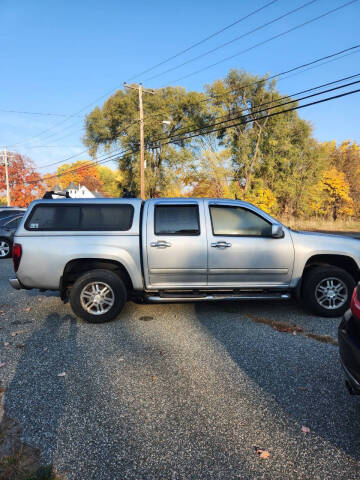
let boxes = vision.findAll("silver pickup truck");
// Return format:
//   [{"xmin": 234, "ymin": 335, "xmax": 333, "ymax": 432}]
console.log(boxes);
[{"xmin": 8, "ymin": 197, "xmax": 360, "ymax": 323}]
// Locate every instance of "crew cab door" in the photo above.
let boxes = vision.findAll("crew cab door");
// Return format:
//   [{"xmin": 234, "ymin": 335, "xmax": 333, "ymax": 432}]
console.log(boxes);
[
  {"xmin": 205, "ymin": 201, "xmax": 294, "ymax": 287},
  {"xmin": 144, "ymin": 199, "xmax": 207, "ymax": 288}
]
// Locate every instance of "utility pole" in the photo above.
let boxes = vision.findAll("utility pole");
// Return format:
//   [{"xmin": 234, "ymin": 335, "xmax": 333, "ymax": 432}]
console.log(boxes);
[
  {"xmin": 1, "ymin": 148, "xmax": 11, "ymax": 206},
  {"xmin": 123, "ymin": 82, "xmax": 154, "ymax": 200}
]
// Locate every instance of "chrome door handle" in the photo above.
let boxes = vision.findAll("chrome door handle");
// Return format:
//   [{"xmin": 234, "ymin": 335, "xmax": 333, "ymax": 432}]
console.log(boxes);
[
  {"xmin": 150, "ymin": 241, "xmax": 172, "ymax": 248},
  {"xmin": 211, "ymin": 241, "xmax": 232, "ymax": 248}
]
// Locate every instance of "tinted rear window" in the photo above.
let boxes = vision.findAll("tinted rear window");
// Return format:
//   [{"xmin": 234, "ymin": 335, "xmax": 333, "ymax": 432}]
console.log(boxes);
[
  {"xmin": 25, "ymin": 204, "xmax": 134, "ymax": 231},
  {"xmin": 154, "ymin": 204, "xmax": 200, "ymax": 235}
]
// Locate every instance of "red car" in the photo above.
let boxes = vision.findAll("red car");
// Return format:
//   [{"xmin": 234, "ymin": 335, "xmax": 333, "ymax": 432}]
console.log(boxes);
[{"xmin": 339, "ymin": 284, "xmax": 360, "ymax": 394}]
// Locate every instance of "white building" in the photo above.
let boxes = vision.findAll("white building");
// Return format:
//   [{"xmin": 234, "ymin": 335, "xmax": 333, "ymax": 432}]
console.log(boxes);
[{"xmin": 53, "ymin": 182, "xmax": 103, "ymax": 199}]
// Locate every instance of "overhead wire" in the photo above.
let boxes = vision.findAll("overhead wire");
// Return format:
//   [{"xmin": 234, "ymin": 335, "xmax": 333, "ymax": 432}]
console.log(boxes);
[
  {"xmin": 125, "ymin": 0, "xmax": 279, "ymax": 81},
  {"xmin": 165, "ymin": 0, "xmax": 359, "ymax": 85},
  {"xmin": 143, "ymin": 0, "xmax": 319, "ymax": 83},
  {"xmin": 162, "ymin": 72, "xmax": 360, "ymax": 138},
  {"xmin": 155, "ymin": 88, "xmax": 360, "ymax": 146},
  {"xmin": 26, "ymin": 85, "xmax": 360, "ymax": 186}
]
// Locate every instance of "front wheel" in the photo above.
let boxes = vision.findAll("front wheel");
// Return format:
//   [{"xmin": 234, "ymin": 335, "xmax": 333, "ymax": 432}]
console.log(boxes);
[
  {"xmin": 70, "ymin": 269, "xmax": 127, "ymax": 323},
  {"xmin": 302, "ymin": 266, "xmax": 355, "ymax": 317}
]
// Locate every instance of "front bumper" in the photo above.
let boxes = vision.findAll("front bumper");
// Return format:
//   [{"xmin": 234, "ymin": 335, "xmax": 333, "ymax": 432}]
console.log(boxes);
[
  {"xmin": 338, "ymin": 309, "xmax": 360, "ymax": 394},
  {"xmin": 9, "ymin": 277, "xmax": 21, "ymax": 290}
]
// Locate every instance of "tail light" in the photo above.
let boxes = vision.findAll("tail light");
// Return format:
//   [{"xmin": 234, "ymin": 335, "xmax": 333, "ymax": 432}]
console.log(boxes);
[
  {"xmin": 12, "ymin": 243, "xmax": 22, "ymax": 272},
  {"xmin": 350, "ymin": 283, "xmax": 360, "ymax": 320}
]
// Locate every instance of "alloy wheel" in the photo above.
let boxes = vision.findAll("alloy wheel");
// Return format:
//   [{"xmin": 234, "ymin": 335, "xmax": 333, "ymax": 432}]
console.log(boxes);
[
  {"xmin": 315, "ymin": 277, "xmax": 348, "ymax": 310},
  {"xmin": 80, "ymin": 281, "xmax": 115, "ymax": 315},
  {"xmin": 0, "ymin": 240, "xmax": 10, "ymax": 258}
]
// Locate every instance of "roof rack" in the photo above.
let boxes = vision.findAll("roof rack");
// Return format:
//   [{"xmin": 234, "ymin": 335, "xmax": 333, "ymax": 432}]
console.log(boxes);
[
  {"xmin": 122, "ymin": 189, "xmax": 137, "ymax": 198},
  {"xmin": 42, "ymin": 191, "xmax": 71, "ymax": 199}
]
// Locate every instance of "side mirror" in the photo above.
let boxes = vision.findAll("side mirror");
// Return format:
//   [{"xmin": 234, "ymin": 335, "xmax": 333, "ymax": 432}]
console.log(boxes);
[{"xmin": 271, "ymin": 224, "xmax": 284, "ymax": 238}]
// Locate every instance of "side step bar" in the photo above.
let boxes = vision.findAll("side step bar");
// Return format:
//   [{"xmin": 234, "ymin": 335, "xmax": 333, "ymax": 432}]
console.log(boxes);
[{"xmin": 146, "ymin": 293, "xmax": 291, "ymax": 303}]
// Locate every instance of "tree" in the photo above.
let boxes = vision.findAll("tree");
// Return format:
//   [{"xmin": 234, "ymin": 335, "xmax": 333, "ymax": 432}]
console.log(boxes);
[
  {"xmin": 44, "ymin": 160, "xmax": 103, "ymax": 192},
  {"xmin": 83, "ymin": 86, "xmax": 211, "ymax": 197},
  {"xmin": 329, "ymin": 141, "xmax": 360, "ymax": 216},
  {"xmin": 97, "ymin": 165, "xmax": 123, "ymax": 197},
  {"xmin": 0, "ymin": 152, "xmax": 44, "ymax": 206},
  {"xmin": 205, "ymin": 70, "xmax": 326, "ymax": 217},
  {"xmin": 311, "ymin": 167, "xmax": 354, "ymax": 220},
  {"xmin": 187, "ymin": 149, "xmax": 234, "ymax": 198},
  {"xmin": 243, "ymin": 182, "xmax": 278, "ymax": 214}
]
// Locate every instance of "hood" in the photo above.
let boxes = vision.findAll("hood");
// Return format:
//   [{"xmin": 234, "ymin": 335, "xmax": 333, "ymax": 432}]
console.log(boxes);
[{"xmin": 293, "ymin": 229, "xmax": 360, "ymax": 241}]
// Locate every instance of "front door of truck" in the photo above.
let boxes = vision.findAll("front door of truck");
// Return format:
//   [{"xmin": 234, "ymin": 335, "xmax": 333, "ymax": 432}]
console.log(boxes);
[
  {"xmin": 205, "ymin": 201, "xmax": 294, "ymax": 287},
  {"xmin": 145, "ymin": 199, "xmax": 207, "ymax": 288}
]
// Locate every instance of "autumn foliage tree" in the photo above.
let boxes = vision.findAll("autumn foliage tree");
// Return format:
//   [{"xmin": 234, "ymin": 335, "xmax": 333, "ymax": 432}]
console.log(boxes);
[
  {"xmin": 0, "ymin": 152, "xmax": 44, "ymax": 207},
  {"xmin": 44, "ymin": 160, "xmax": 104, "ymax": 192},
  {"xmin": 309, "ymin": 167, "xmax": 354, "ymax": 220}
]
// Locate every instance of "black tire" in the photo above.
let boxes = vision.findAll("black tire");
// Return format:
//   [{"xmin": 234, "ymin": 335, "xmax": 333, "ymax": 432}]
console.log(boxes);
[
  {"xmin": 69, "ymin": 269, "xmax": 127, "ymax": 323},
  {"xmin": 302, "ymin": 266, "xmax": 355, "ymax": 317},
  {"xmin": 0, "ymin": 238, "xmax": 11, "ymax": 259}
]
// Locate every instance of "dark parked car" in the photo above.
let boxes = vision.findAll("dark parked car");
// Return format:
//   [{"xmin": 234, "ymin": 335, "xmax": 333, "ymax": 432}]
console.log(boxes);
[
  {"xmin": 0, "ymin": 207, "xmax": 25, "ymax": 220},
  {"xmin": 0, "ymin": 215, "xmax": 24, "ymax": 259},
  {"xmin": 339, "ymin": 284, "xmax": 360, "ymax": 394}
]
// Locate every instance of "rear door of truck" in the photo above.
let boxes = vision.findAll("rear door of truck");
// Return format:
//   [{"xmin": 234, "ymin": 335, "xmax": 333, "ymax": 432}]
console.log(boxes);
[{"xmin": 143, "ymin": 198, "xmax": 207, "ymax": 288}]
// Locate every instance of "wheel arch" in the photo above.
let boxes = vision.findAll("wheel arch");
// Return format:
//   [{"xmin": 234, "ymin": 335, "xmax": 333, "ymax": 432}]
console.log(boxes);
[
  {"xmin": 297, "ymin": 254, "xmax": 360, "ymax": 299},
  {"xmin": 61, "ymin": 258, "xmax": 134, "ymax": 299}
]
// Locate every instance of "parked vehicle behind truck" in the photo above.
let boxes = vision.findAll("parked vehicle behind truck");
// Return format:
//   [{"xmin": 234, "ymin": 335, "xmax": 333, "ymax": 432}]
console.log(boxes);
[{"xmin": 9, "ymin": 197, "xmax": 360, "ymax": 323}]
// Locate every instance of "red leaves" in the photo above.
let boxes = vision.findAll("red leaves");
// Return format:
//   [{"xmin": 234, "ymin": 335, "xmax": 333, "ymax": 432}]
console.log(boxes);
[{"xmin": 0, "ymin": 152, "xmax": 45, "ymax": 206}]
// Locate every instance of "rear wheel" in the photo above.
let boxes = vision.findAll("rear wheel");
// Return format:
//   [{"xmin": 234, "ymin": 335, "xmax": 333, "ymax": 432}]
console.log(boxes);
[
  {"xmin": 0, "ymin": 238, "xmax": 11, "ymax": 259},
  {"xmin": 302, "ymin": 266, "xmax": 355, "ymax": 317},
  {"xmin": 70, "ymin": 269, "xmax": 127, "ymax": 323}
]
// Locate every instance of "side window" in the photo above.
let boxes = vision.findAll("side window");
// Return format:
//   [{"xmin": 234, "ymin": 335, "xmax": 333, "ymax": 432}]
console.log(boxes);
[
  {"xmin": 210, "ymin": 206, "xmax": 272, "ymax": 237},
  {"xmin": 155, "ymin": 205, "xmax": 200, "ymax": 235},
  {"xmin": 25, "ymin": 204, "xmax": 134, "ymax": 231}
]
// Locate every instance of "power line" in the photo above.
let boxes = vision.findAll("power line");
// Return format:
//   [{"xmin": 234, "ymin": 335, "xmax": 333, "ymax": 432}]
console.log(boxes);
[
  {"xmin": 17, "ymin": 45, "xmax": 360, "ymax": 172},
  {"xmin": 21, "ymin": 86, "xmax": 360, "ymax": 187},
  {"xmin": 0, "ymin": 109, "xmax": 81, "ymax": 117},
  {"xmin": 27, "ymin": 147, "xmax": 133, "ymax": 185},
  {"xmin": 126, "ymin": 0, "xmax": 279, "ymax": 81},
  {"xmin": 164, "ymin": 72, "xmax": 360, "ymax": 138},
  {"xmin": 141, "ymin": 42, "xmax": 360, "ymax": 127},
  {"xmin": 156, "ymin": 87, "xmax": 360, "ymax": 146},
  {"xmin": 143, "ymin": 0, "xmax": 319, "ymax": 83},
  {"xmin": 183, "ymin": 44, "xmax": 360, "ymax": 106},
  {"xmin": 5, "ymin": 1, "xmax": 278, "ymax": 148},
  {"xmin": 7, "ymin": 40, "xmax": 359, "ymax": 151},
  {"xmin": 35, "ymin": 119, "xmax": 140, "ymax": 170},
  {"xmin": 28, "ymin": 86, "xmax": 360, "ymax": 186},
  {"xmin": 161, "ymin": 78, "xmax": 360, "ymax": 143},
  {"xmin": 166, "ymin": 0, "xmax": 359, "ymax": 85},
  {"xmin": 18, "ymin": 145, "xmax": 83, "ymax": 149},
  {"xmin": 33, "ymin": 67, "xmax": 360, "ymax": 173},
  {"xmin": 6, "ymin": 1, "xmax": 357, "ymax": 151}
]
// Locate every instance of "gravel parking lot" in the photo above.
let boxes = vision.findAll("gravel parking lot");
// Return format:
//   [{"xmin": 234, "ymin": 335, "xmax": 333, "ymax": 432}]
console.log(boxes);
[{"xmin": 1, "ymin": 258, "xmax": 360, "ymax": 479}]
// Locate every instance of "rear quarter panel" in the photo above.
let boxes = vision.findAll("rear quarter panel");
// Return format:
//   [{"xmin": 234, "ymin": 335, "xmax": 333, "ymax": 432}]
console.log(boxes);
[{"xmin": 13, "ymin": 198, "xmax": 143, "ymax": 290}]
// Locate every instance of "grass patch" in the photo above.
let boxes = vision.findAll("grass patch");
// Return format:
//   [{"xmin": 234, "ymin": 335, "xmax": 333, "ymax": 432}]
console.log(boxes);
[{"xmin": 279, "ymin": 217, "xmax": 360, "ymax": 232}]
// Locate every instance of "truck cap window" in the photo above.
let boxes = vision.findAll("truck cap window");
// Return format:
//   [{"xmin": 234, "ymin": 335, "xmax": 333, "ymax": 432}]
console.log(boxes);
[
  {"xmin": 210, "ymin": 205, "xmax": 272, "ymax": 237},
  {"xmin": 155, "ymin": 204, "xmax": 200, "ymax": 235},
  {"xmin": 25, "ymin": 204, "xmax": 134, "ymax": 231}
]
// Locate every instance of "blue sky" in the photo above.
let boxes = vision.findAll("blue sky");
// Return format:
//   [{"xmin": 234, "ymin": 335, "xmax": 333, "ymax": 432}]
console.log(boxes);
[{"xmin": 1, "ymin": 0, "xmax": 359, "ymax": 172}]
